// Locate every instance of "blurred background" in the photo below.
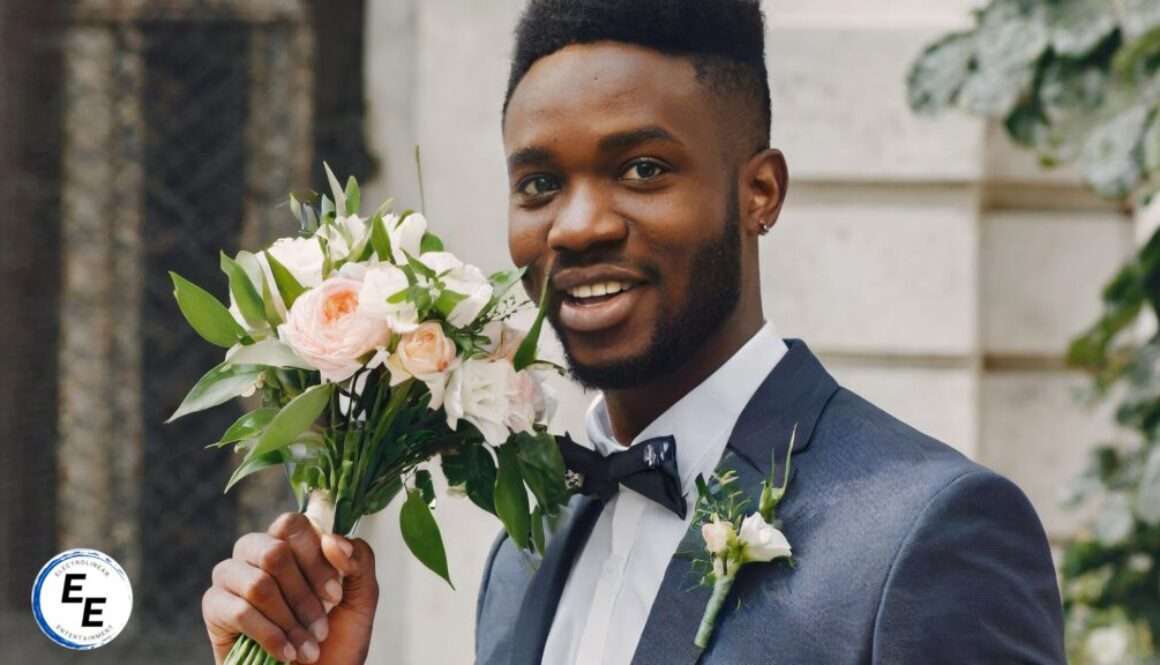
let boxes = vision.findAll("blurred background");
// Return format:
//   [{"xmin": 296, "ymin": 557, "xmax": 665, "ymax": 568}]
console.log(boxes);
[{"xmin": 2, "ymin": 0, "xmax": 1158, "ymax": 663}]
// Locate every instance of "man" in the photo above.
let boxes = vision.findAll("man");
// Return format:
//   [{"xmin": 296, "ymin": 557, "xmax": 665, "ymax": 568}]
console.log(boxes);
[{"xmin": 202, "ymin": 1, "xmax": 1066, "ymax": 664}]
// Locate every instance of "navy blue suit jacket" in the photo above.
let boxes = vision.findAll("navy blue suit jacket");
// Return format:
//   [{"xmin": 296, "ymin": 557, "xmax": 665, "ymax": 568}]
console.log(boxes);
[{"xmin": 475, "ymin": 338, "xmax": 1066, "ymax": 664}]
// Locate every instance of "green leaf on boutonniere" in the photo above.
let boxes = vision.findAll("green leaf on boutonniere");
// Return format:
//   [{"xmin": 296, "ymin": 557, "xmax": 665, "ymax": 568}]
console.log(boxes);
[
  {"xmin": 170, "ymin": 271, "xmax": 246, "ymax": 348},
  {"xmin": 220, "ymin": 252, "xmax": 266, "ymax": 329},
  {"xmin": 759, "ymin": 423, "xmax": 797, "ymax": 522},
  {"xmin": 400, "ymin": 487, "xmax": 453, "ymax": 587},
  {"xmin": 225, "ymin": 449, "xmax": 288, "ymax": 493},
  {"xmin": 513, "ymin": 272, "xmax": 551, "ymax": 371},
  {"xmin": 250, "ymin": 383, "xmax": 333, "ymax": 458},
  {"xmin": 514, "ymin": 430, "xmax": 569, "ymax": 516},
  {"xmin": 494, "ymin": 443, "xmax": 531, "ymax": 550},
  {"xmin": 263, "ymin": 250, "xmax": 307, "ymax": 310},
  {"xmin": 207, "ymin": 407, "xmax": 279, "ymax": 448},
  {"xmin": 167, "ymin": 362, "xmax": 264, "ymax": 423}
]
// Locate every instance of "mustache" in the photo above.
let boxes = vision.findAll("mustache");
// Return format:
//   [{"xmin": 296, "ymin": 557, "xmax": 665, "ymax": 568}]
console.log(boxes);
[{"xmin": 547, "ymin": 250, "xmax": 661, "ymax": 283}]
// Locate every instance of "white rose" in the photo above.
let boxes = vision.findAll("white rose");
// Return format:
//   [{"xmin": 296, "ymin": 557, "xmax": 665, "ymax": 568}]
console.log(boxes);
[
  {"xmin": 738, "ymin": 513, "xmax": 792, "ymax": 563},
  {"xmin": 701, "ymin": 518, "xmax": 736, "ymax": 556},
  {"xmin": 507, "ymin": 368, "xmax": 556, "ymax": 432},
  {"xmin": 266, "ymin": 235, "xmax": 326, "ymax": 288},
  {"xmin": 278, "ymin": 276, "xmax": 392, "ymax": 383},
  {"xmin": 444, "ymin": 358, "xmax": 514, "ymax": 446},
  {"xmin": 358, "ymin": 262, "xmax": 420, "ymax": 334},
  {"xmin": 420, "ymin": 251, "xmax": 493, "ymax": 328},
  {"xmin": 1086, "ymin": 625, "xmax": 1131, "ymax": 665},
  {"xmin": 386, "ymin": 212, "xmax": 427, "ymax": 265}
]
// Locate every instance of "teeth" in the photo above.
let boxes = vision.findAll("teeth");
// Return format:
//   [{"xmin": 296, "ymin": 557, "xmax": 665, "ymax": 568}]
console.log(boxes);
[{"xmin": 567, "ymin": 281, "xmax": 633, "ymax": 300}]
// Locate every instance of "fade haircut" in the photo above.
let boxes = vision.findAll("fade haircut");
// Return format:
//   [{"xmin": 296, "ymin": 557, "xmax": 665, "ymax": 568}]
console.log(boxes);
[{"xmin": 503, "ymin": 0, "xmax": 772, "ymax": 155}]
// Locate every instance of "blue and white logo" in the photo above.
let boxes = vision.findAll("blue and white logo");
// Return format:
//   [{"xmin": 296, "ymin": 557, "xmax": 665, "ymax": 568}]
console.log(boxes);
[{"xmin": 31, "ymin": 548, "xmax": 133, "ymax": 650}]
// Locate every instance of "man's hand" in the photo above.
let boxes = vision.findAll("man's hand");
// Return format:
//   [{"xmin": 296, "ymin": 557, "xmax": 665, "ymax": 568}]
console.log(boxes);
[{"xmin": 202, "ymin": 512, "xmax": 379, "ymax": 665}]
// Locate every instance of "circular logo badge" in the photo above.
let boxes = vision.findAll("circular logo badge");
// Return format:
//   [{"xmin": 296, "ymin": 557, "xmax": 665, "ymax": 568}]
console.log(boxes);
[{"xmin": 31, "ymin": 549, "xmax": 133, "ymax": 650}]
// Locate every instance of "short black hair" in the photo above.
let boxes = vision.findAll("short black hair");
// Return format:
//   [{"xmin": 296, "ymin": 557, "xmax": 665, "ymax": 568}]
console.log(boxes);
[{"xmin": 503, "ymin": 0, "xmax": 772, "ymax": 154}]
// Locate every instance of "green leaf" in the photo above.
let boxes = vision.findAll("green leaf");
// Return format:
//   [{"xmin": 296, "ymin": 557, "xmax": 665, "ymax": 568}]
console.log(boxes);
[
  {"xmin": 250, "ymin": 383, "xmax": 334, "ymax": 458},
  {"xmin": 530, "ymin": 504, "xmax": 547, "ymax": 555},
  {"xmin": 226, "ymin": 339, "xmax": 315, "ymax": 369},
  {"xmin": 345, "ymin": 176, "xmax": 360, "ymax": 216},
  {"xmin": 442, "ymin": 444, "xmax": 497, "ymax": 514},
  {"xmin": 167, "ymin": 362, "xmax": 264, "ymax": 423},
  {"xmin": 324, "ymin": 162, "xmax": 347, "ymax": 217},
  {"xmin": 400, "ymin": 488, "xmax": 453, "ymax": 587},
  {"xmin": 494, "ymin": 444, "xmax": 531, "ymax": 550},
  {"xmin": 225, "ymin": 449, "xmax": 288, "ymax": 493},
  {"xmin": 405, "ymin": 251, "xmax": 437, "ymax": 280},
  {"xmin": 220, "ymin": 252, "xmax": 266, "ymax": 328},
  {"xmin": 260, "ymin": 270, "xmax": 284, "ymax": 325},
  {"xmin": 434, "ymin": 288, "xmax": 468, "ymax": 320},
  {"xmin": 513, "ymin": 274, "xmax": 551, "ymax": 371},
  {"xmin": 415, "ymin": 469, "xmax": 436, "ymax": 508},
  {"xmin": 1047, "ymin": 0, "xmax": 1117, "ymax": 57},
  {"xmin": 1143, "ymin": 111, "xmax": 1160, "ymax": 172},
  {"xmin": 1079, "ymin": 105, "xmax": 1149, "ymax": 198},
  {"xmin": 514, "ymin": 431, "xmax": 569, "ymax": 516},
  {"xmin": 906, "ymin": 31, "xmax": 976, "ymax": 115},
  {"xmin": 420, "ymin": 232, "xmax": 444, "ymax": 253},
  {"xmin": 263, "ymin": 250, "xmax": 307, "ymax": 310},
  {"xmin": 370, "ymin": 214, "xmax": 394, "ymax": 263},
  {"xmin": 208, "ymin": 407, "xmax": 279, "ymax": 448},
  {"xmin": 170, "ymin": 272, "xmax": 246, "ymax": 348}
]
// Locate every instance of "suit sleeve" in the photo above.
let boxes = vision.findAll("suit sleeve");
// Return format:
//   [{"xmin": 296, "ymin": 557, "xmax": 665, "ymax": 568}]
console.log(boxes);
[
  {"xmin": 474, "ymin": 529, "xmax": 509, "ymax": 660},
  {"xmin": 871, "ymin": 469, "xmax": 1066, "ymax": 664}
]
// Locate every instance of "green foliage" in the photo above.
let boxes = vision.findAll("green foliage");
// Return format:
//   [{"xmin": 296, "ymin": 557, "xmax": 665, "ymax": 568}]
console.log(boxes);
[
  {"xmin": 909, "ymin": 0, "xmax": 1160, "ymax": 202},
  {"xmin": 400, "ymin": 486, "xmax": 453, "ymax": 587}
]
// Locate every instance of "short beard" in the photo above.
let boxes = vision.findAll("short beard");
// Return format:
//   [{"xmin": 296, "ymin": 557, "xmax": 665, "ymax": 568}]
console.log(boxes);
[{"xmin": 555, "ymin": 188, "xmax": 743, "ymax": 391}]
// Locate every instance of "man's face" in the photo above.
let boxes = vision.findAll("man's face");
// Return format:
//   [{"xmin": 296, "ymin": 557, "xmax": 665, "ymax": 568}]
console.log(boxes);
[{"xmin": 503, "ymin": 42, "xmax": 744, "ymax": 389}]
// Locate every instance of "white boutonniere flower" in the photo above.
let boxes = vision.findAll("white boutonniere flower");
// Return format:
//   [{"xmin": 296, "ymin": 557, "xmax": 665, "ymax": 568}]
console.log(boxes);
[{"xmin": 692, "ymin": 424, "xmax": 798, "ymax": 649}]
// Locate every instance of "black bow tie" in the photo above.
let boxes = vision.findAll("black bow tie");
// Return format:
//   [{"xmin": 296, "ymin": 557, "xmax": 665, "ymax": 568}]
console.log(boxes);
[{"xmin": 556, "ymin": 433, "xmax": 687, "ymax": 519}]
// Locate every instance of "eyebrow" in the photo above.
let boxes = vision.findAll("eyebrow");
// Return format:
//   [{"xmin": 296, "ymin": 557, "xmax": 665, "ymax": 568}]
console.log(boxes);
[{"xmin": 506, "ymin": 126, "xmax": 682, "ymax": 173}]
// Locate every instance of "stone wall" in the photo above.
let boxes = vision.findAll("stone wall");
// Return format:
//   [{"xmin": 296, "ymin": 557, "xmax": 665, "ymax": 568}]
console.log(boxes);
[{"xmin": 359, "ymin": 2, "xmax": 1140, "ymax": 662}]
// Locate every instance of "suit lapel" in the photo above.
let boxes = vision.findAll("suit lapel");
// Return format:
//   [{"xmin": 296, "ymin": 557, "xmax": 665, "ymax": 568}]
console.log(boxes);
[
  {"xmin": 630, "ymin": 338, "xmax": 840, "ymax": 665},
  {"xmin": 509, "ymin": 495, "xmax": 604, "ymax": 665}
]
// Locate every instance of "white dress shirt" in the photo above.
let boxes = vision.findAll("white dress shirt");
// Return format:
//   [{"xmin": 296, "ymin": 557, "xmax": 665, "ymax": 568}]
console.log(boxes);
[{"xmin": 542, "ymin": 321, "xmax": 789, "ymax": 665}]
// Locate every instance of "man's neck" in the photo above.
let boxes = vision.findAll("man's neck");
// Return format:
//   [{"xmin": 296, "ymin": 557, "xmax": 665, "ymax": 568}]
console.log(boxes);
[{"xmin": 602, "ymin": 308, "xmax": 764, "ymax": 445}]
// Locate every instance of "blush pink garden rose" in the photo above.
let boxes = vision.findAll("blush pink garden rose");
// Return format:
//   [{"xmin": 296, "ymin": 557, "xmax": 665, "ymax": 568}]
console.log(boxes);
[
  {"xmin": 278, "ymin": 276, "xmax": 392, "ymax": 383},
  {"xmin": 386, "ymin": 321, "xmax": 460, "ymax": 409}
]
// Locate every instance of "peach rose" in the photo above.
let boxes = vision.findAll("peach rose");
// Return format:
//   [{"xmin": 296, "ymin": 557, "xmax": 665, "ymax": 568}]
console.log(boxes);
[
  {"xmin": 278, "ymin": 276, "xmax": 392, "ymax": 383},
  {"xmin": 386, "ymin": 322, "xmax": 459, "ymax": 409}
]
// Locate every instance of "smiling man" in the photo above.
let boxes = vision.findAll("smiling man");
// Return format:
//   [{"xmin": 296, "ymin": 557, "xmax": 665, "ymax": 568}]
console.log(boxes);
[{"xmin": 201, "ymin": 1, "xmax": 1066, "ymax": 664}]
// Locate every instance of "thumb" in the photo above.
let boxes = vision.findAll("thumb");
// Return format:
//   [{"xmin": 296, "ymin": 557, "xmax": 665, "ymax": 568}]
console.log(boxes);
[{"xmin": 321, "ymin": 535, "xmax": 379, "ymax": 617}]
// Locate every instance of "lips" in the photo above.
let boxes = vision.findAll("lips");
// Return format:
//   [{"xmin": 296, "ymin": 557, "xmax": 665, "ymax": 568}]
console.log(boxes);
[{"xmin": 551, "ymin": 265, "xmax": 649, "ymax": 334}]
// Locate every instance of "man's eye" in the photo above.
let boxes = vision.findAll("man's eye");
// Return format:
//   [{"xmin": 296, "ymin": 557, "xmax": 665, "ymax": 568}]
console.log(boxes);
[
  {"xmin": 518, "ymin": 175, "xmax": 561, "ymax": 197},
  {"xmin": 621, "ymin": 160, "xmax": 668, "ymax": 181}
]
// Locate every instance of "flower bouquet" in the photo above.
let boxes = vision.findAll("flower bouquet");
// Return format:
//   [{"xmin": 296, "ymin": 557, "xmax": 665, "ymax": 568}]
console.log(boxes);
[{"xmin": 167, "ymin": 165, "xmax": 570, "ymax": 665}]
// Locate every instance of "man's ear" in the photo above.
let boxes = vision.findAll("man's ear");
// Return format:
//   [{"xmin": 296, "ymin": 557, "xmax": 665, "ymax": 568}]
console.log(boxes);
[{"xmin": 740, "ymin": 148, "xmax": 789, "ymax": 236}]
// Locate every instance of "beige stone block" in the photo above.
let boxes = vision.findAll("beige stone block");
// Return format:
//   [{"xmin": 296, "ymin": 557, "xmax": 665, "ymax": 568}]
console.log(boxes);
[
  {"xmin": 764, "ymin": 184, "xmax": 979, "ymax": 355},
  {"xmin": 980, "ymin": 370, "xmax": 1126, "ymax": 539},
  {"xmin": 766, "ymin": 25, "xmax": 985, "ymax": 182},
  {"xmin": 822, "ymin": 358, "xmax": 979, "ymax": 457},
  {"xmin": 981, "ymin": 210, "xmax": 1134, "ymax": 356}
]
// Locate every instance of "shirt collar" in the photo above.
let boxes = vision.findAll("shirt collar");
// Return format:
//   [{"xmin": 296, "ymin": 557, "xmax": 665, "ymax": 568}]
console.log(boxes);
[{"xmin": 584, "ymin": 320, "xmax": 789, "ymax": 491}]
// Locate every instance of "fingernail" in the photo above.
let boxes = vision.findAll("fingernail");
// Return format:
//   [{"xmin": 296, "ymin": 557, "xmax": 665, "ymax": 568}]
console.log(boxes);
[
  {"xmin": 325, "ymin": 578, "xmax": 343, "ymax": 603},
  {"xmin": 283, "ymin": 644, "xmax": 298, "ymax": 662},
  {"xmin": 299, "ymin": 640, "xmax": 320, "ymax": 663},
  {"xmin": 310, "ymin": 616, "xmax": 329, "ymax": 642},
  {"xmin": 338, "ymin": 538, "xmax": 354, "ymax": 557}
]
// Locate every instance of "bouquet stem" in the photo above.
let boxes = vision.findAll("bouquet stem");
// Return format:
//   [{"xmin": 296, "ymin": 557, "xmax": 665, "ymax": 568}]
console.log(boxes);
[
  {"xmin": 694, "ymin": 572, "xmax": 736, "ymax": 649},
  {"xmin": 225, "ymin": 490, "xmax": 344, "ymax": 665}
]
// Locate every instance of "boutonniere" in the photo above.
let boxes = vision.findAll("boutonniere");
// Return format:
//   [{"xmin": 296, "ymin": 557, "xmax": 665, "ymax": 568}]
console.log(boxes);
[{"xmin": 691, "ymin": 424, "xmax": 798, "ymax": 649}]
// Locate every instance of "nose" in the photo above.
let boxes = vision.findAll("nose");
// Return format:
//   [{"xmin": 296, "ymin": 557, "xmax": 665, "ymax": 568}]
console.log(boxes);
[{"xmin": 547, "ymin": 180, "xmax": 626, "ymax": 254}]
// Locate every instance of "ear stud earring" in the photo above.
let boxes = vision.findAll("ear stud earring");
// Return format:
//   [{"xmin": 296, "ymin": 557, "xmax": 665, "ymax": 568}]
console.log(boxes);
[{"xmin": 758, "ymin": 220, "xmax": 772, "ymax": 235}]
